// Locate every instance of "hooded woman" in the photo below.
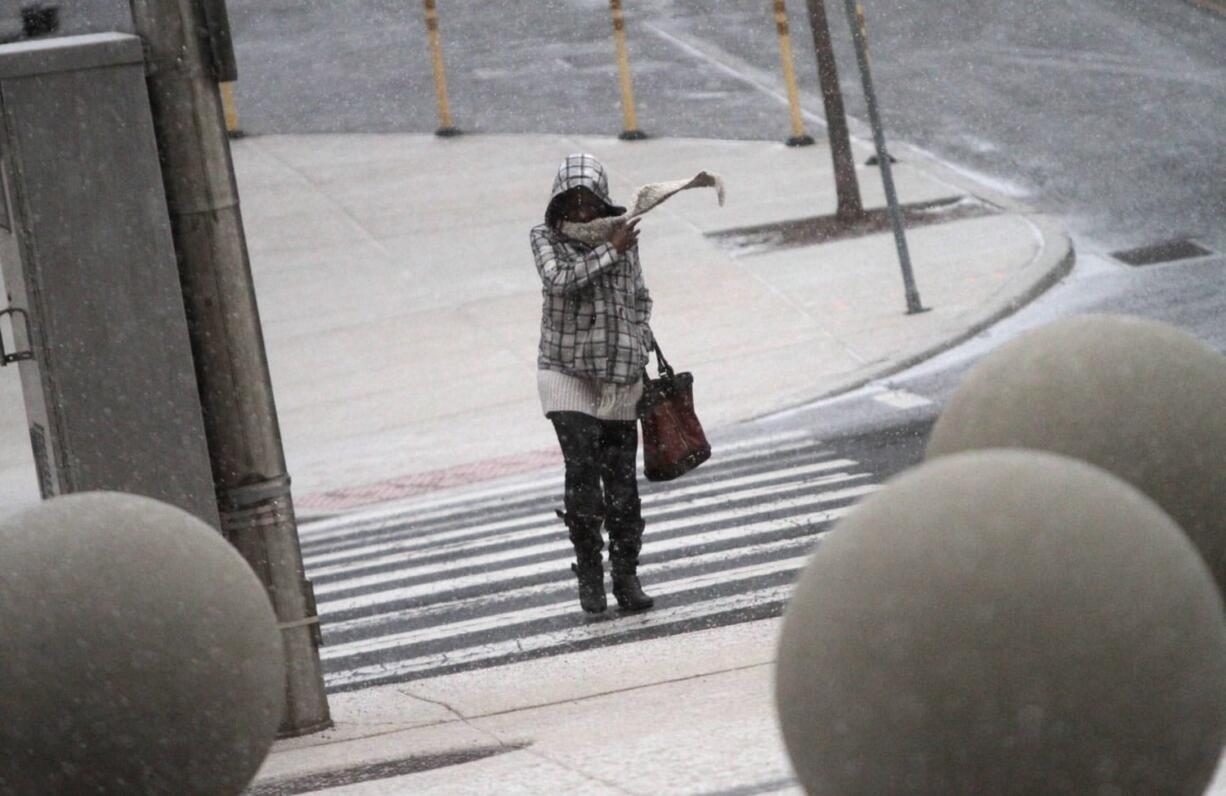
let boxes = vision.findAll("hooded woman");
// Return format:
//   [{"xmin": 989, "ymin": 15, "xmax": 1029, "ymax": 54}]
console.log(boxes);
[{"xmin": 531, "ymin": 153, "xmax": 654, "ymax": 615}]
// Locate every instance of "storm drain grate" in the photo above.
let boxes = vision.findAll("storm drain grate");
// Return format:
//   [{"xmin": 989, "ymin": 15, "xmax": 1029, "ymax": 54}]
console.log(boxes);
[
  {"xmin": 1111, "ymin": 238, "xmax": 1214, "ymax": 266},
  {"xmin": 246, "ymin": 742, "xmax": 530, "ymax": 795}
]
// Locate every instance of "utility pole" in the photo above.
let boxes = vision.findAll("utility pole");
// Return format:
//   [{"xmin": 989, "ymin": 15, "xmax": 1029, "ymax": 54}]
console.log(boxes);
[
  {"xmin": 128, "ymin": 0, "xmax": 331, "ymax": 736},
  {"xmin": 804, "ymin": 0, "xmax": 862, "ymax": 221},
  {"xmin": 841, "ymin": 0, "xmax": 925, "ymax": 314}
]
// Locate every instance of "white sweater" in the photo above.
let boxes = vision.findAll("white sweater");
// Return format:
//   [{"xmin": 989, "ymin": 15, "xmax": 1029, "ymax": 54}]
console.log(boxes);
[{"xmin": 537, "ymin": 369, "xmax": 643, "ymax": 422}]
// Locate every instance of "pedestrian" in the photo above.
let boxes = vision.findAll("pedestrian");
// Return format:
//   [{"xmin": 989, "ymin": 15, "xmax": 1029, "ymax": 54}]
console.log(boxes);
[{"xmin": 531, "ymin": 153, "xmax": 655, "ymax": 615}]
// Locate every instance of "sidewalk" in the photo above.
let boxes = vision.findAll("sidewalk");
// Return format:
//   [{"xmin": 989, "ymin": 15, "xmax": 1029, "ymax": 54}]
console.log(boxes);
[
  {"xmin": 245, "ymin": 131, "xmax": 1071, "ymax": 514},
  {"xmin": 249, "ymin": 613, "xmax": 1226, "ymax": 795},
  {"xmin": 241, "ymin": 133, "xmax": 1070, "ymax": 516},
  {"xmin": 0, "ymin": 132, "xmax": 1070, "ymax": 515},
  {"xmin": 250, "ymin": 618, "xmax": 794, "ymax": 795}
]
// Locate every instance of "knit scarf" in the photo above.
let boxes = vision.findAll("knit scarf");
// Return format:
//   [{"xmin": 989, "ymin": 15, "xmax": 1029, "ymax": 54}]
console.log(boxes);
[{"xmin": 560, "ymin": 171, "xmax": 726, "ymax": 246}]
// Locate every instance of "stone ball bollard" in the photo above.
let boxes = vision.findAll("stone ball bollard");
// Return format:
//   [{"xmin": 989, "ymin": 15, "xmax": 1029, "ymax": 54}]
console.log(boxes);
[
  {"xmin": 926, "ymin": 314, "xmax": 1226, "ymax": 601},
  {"xmin": 775, "ymin": 450, "xmax": 1226, "ymax": 795},
  {"xmin": 0, "ymin": 492, "xmax": 285, "ymax": 795}
]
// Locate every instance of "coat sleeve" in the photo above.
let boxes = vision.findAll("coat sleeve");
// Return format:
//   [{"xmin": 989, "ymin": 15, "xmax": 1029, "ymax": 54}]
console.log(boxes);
[
  {"xmin": 531, "ymin": 227, "xmax": 620, "ymax": 296},
  {"xmin": 633, "ymin": 248, "xmax": 654, "ymax": 350}
]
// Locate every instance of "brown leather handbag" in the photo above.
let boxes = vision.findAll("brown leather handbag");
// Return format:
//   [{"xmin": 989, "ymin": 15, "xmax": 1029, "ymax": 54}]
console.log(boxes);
[{"xmin": 637, "ymin": 340, "xmax": 711, "ymax": 481}]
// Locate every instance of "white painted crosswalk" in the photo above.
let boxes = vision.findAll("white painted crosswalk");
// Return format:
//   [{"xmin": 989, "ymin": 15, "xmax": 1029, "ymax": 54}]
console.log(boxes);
[
  {"xmin": 311, "ymin": 480, "xmax": 872, "ymax": 594},
  {"xmin": 299, "ymin": 431, "xmax": 881, "ymax": 691},
  {"xmin": 304, "ymin": 457, "xmax": 858, "ymax": 571}
]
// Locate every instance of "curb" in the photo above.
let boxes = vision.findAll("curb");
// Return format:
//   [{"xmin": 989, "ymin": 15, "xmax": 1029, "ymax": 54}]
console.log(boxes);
[
  {"xmin": 738, "ymin": 125, "xmax": 1079, "ymax": 421},
  {"xmin": 749, "ymin": 211, "xmax": 1075, "ymax": 420}
]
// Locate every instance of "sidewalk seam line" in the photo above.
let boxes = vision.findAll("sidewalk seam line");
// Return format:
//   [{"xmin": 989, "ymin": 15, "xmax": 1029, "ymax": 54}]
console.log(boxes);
[
  {"xmin": 460, "ymin": 658, "xmax": 777, "ymax": 723},
  {"xmin": 254, "ymin": 138, "xmax": 401, "ymax": 267},
  {"xmin": 395, "ymin": 685, "xmax": 522, "ymax": 753}
]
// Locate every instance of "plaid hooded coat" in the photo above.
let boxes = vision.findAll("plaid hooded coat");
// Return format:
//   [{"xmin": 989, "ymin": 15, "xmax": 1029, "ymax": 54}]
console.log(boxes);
[{"xmin": 532, "ymin": 154, "xmax": 653, "ymax": 386}]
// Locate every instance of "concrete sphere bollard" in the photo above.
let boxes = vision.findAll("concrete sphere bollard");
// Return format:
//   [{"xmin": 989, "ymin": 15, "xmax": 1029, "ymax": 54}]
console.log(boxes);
[
  {"xmin": 0, "ymin": 492, "xmax": 285, "ymax": 795},
  {"xmin": 926, "ymin": 314, "xmax": 1226, "ymax": 601},
  {"xmin": 776, "ymin": 450, "xmax": 1226, "ymax": 795}
]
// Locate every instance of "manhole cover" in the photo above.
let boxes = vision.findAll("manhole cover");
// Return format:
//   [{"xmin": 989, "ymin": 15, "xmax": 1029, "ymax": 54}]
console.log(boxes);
[{"xmin": 1111, "ymin": 238, "xmax": 1214, "ymax": 267}]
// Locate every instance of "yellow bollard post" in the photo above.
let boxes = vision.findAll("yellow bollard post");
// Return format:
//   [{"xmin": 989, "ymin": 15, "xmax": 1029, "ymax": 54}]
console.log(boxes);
[
  {"xmin": 773, "ymin": 0, "xmax": 814, "ymax": 147},
  {"xmin": 609, "ymin": 0, "xmax": 647, "ymax": 140},
  {"xmin": 424, "ymin": 0, "xmax": 461, "ymax": 137},
  {"xmin": 219, "ymin": 81, "xmax": 243, "ymax": 139}
]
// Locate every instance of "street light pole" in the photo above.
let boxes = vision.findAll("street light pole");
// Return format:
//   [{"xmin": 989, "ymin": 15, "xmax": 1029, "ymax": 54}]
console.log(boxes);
[
  {"xmin": 840, "ymin": 0, "xmax": 925, "ymax": 314},
  {"xmin": 128, "ymin": 0, "xmax": 331, "ymax": 736},
  {"xmin": 803, "ymin": 0, "xmax": 862, "ymax": 221}
]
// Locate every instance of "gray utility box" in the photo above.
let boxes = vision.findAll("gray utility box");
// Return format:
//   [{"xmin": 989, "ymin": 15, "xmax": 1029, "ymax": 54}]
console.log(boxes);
[{"xmin": 0, "ymin": 33, "xmax": 219, "ymax": 528}]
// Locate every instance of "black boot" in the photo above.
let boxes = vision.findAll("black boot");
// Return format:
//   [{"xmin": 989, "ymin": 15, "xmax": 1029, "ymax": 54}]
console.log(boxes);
[
  {"xmin": 557, "ymin": 510, "xmax": 607, "ymax": 614},
  {"xmin": 608, "ymin": 518, "xmax": 654, "ymax": 612}
]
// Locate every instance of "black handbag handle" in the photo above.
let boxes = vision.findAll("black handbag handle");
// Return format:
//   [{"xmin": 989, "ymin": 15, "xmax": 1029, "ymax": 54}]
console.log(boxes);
[{"xmin": 650, "ymin": 339, "xmax": 675, "ymax": 379}]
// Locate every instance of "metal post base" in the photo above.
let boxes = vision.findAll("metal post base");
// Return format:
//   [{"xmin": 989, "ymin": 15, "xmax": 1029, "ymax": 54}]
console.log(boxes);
[
  {"xmin": 619, "ymin": 129, "xmax": 649, "ymax": 141},
  {"xmin": 435, "ymin": 126, "xmax": 462, "ymax": 138},
  {"xmin": 220, "ymin": 477, "xmax": 332, "ymax": 739},
  {"xmin": 786, "ymin": 134, "xmax": 816, "ymax": 147},
  {"xmin": 276, "ymin": 716, "xmax": 334, "ymax": 739}
]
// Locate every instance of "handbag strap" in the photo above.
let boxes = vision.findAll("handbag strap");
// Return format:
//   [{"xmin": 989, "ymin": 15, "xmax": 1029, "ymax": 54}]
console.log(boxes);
[{"xmin": 651, "ymin": 339, "xmax": 675, "ymax": 379}]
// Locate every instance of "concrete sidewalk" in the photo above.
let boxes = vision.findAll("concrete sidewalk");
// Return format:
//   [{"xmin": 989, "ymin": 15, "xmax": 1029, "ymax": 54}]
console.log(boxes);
[
  {"xmin": 0, "ymin": 132, "xmax": 1069, "ymax": 515},
  {"xmin": 240, "ymin": 133, "xmax": 1069, "ymax": 516},
  {"xmin": 250, "ymin": 618, "xmax": 795, "ymax": 795},
  {"xmin": 248, "ymin": 614, "xmax": 1226, "ymax": 795}
]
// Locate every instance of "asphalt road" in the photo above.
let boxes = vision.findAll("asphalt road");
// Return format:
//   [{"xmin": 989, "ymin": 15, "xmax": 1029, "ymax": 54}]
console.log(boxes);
[{"xmin": 55, "ymin": 0, "xmax": 1225, "ymax": 256}]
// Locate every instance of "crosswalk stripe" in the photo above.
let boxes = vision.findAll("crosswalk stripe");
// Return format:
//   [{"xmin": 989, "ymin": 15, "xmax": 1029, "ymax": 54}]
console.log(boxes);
[
  {"xmin": 323, "ymin": 552, "xmax": 812, "ymax": 662},
  {"xmin": 309, "ymin": 471, "xmax": 867, "ymax": 583},
  {"xmin": 322, "ymin": 532, "xmax": 821, "ymax": 638},
  {"xmin": 326, "ymin": 583, "xmax": 793, "ymax": 689},
  {"xmin": 312, "ymin": 485, "xmax": 874, "ymax": 596},
  {"xmin": 873, "ymin": 389, "xmax": 933, "ymax": 410},
  {"xmin": 303, "ymin": 454, "xmax": 849, "ymax": 565},
  {"xmin": 304, "ymin": 461, "xmax": 861, "ymax": 572},
  {"xmin": 708, "ymin": 429, "xmax": 813, "ymax": 454},
  {"xmin": 299, "ymin": 434, "xmax": 824, "ymax": 542},
  {"xmin": 314, "ymin": 502, "xmax": 859, "ymax": 616}
]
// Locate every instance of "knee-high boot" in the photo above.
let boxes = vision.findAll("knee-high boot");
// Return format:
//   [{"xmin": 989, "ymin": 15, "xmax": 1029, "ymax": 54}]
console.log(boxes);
[
  {"xmin": 607, "ymin": 518, "xmax": 654, "ymax": 612},
  {"xmin": 557, "ymin": 510, "xmax": 607, "ymax": 613}
]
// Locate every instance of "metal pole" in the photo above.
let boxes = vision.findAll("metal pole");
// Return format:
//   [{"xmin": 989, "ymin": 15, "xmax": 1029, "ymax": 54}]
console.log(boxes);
[
  {"xmin": 424, "ymin": 0, "xmax": 460, "ymax": 137},
  {"xmin": 840, "ymin": 0, "xmax": 925, "ymax": 314},
  {"xmin": 128, "ymin": 0, "xmax": 332, "ymax": 737},
  {"xmin": 803, "ymin": 0, "xmax": 862, "ymax": 220},
  {"xmin": 610, "ymin": 0, "xmax": 647, "ymax": 140},
  {"xmin": 220, "ymin": 80, "xmax": 242, "ymax": 138},
  {"xmin": 773, "ymin": 0, "xmax": 815, "ymax": 147}
]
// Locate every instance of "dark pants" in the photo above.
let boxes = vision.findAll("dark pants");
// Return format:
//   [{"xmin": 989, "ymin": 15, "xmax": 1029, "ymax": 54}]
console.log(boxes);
[{"xmin": 548, "ymin": 411, "xmax": 641, "ymax": 526}]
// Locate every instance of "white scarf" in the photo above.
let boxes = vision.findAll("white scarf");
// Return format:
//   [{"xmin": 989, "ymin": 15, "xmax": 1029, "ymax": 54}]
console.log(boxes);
[{"xmin": 560, "ymin": 171, "xmax": 726, "ymax": 246}]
